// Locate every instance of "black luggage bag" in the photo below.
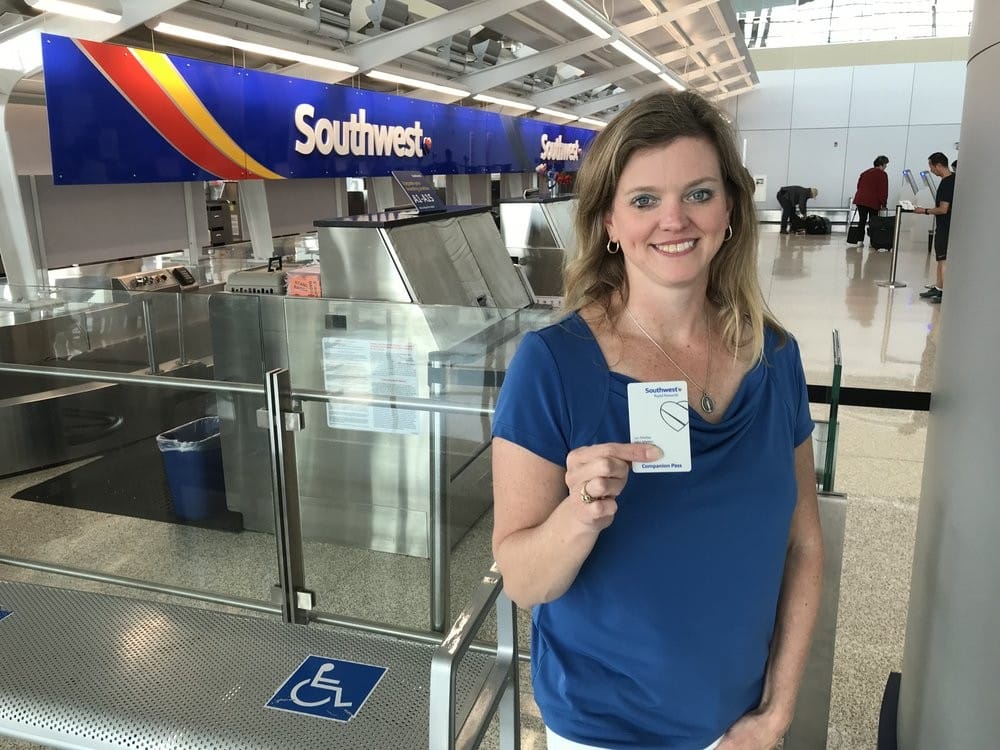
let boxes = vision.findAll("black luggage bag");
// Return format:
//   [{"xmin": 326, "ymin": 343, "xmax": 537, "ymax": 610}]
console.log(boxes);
[
  {"xmin": 846, "ymin": 209, "xmax": 864, "ymax": 243},
  {"xmin": 868, "ymin": 213, "xmax": 895, "ymax": 250},
  {"xmin": 804, "ymin": 215, "xmax": 831, "ymax": 235}
]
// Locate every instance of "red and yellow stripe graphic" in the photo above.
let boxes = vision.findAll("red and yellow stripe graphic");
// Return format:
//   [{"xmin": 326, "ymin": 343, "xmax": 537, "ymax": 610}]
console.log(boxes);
[{"xmin": 76, "ymin": 39, "xmax": 284, "ymax": 180}]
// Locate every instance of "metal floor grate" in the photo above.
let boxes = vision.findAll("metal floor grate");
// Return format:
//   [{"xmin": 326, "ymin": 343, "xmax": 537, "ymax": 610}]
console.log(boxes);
[{"xmin": 0, "ymin": 581, "xmax": 493, "ymax": 749}]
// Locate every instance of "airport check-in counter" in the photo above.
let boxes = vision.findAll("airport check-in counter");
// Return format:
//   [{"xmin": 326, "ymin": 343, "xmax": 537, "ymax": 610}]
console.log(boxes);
[
  {"xmin": 0, "ymin": 270, "xmax": 216, "ymax": 477},
  {"xmin": 499, "ymin": 194, "xmax": 579, "ymax": 297},
  {"xmin": 314, "ymin": 206, "xmax": 533, "ymax": 307},
  {"xmin": 210, "ymin": 296, "xmax": 548, "ymax": 557},
  {"xmin": 211, "ymin": 206, "xmax": 540, "ymax": 557}
]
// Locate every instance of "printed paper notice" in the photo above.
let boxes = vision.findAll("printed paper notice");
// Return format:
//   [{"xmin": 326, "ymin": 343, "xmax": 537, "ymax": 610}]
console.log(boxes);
[{"xmin": 323, "ymin": 338, "xmax": 420, "ymax": 435}]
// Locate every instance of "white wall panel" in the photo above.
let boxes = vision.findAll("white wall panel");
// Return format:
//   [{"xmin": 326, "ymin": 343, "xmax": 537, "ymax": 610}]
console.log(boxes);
[
  {"xmin": 903, "ymin": 124, "xmax": 962, "ymax": 176},
  {"xmin": 842, "ymin": 126, "xmax": 909, "ymax": 207},
  {"xmin": 909, "ymin": 61, "xmax": 966, "ymax": 124},
  {"xmin": 739, "ymin": 129, "xmax": 791, "ymax": 209},
  {"xmin": 734, "ymin": 70, "xmax": 795, "ymax": 130},
  {"xmin": 35, "ymin": 177, "xmax": 191, "ymax": 268},
  {"xmin": 5, "ymin": 104, "xmax": 52, "ymax": 175},
  {"xmin": 788, "ymin": 129, "xmax": 848, "ymax": 208},
  {"xmin": 791, "ymin": 67, "xmax": 854, "ymax": 129},
  {"xmin": 848, "ymin": 64, "xmax": 915, "ymax": 127},
  {"xmin": 265, "ymin": 178, "xmax": 343, "ymax": 236}
]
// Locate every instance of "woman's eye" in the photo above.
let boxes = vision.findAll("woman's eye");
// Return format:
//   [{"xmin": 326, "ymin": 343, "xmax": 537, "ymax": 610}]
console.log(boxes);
[
  {"xmin": 631, "ymin": 194, "xmax": 657, "ymax": 208},
  {"xmin": 687, "ymin": 188, "xmax": 714, "ymax": 203}
]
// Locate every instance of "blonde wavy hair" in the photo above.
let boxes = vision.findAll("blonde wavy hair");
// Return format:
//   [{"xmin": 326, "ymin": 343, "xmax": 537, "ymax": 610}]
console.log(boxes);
[{"xmin": 563, "ymin": 90, "xmax": 784, "ymax": 363}]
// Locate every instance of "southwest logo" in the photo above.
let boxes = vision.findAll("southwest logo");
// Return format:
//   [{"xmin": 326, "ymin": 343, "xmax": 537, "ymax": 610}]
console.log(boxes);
[
  {"xmin": 294, "ymin": 105, "xmax": 426, "ymax": 158},
  {"xmin": 539, "ymin": 134, "xmax": 581, "ymax": 161}
]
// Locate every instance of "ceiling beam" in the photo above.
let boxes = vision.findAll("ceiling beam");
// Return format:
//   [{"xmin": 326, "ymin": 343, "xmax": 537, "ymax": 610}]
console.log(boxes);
[
  {"xmin": 528, "ymin": 63, "xmax": 644, "ymax": 106},
  {"xmin": 680, "ymin": 58, "xmax": 743, "ymax": 81},
  {"xmin": 657, "ymin": 33, "xmax": 734, "ymax": 64},
  {"xmin": 618, "ymin": 0, "xmax": 719, "ymax": 36},
  {"xmin": 572, "ymin": 80, "xmax": 665, "ymax": 116},
  {"xmin": 454, "ymin": 35, "xmax": 609, "ymax": 93},
  {"xmin": 343, "ymin": 0, "xmax": 536, "ymax": 72}
]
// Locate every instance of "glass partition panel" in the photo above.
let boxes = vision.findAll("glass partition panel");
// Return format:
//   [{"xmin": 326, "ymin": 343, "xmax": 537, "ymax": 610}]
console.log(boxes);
[
  {"xmin": 0, "ymin": 285, "xmax": 280, "ymax": 615},
  {"xmin": 276, "ymin": 296, "xmax": 557, "ymax": 630}
]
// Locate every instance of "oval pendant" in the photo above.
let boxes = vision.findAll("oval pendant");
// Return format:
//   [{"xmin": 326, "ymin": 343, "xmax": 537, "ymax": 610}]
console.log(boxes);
[{"xmin": 700, "ymin": 393, "xmax": 715, "ymax": 414}]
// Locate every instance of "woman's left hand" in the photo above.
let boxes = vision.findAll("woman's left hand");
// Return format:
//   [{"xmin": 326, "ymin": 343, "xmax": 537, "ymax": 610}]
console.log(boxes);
[{"xmin": 715, "ymin": 708, "xmax": 786, "ymax": 750}]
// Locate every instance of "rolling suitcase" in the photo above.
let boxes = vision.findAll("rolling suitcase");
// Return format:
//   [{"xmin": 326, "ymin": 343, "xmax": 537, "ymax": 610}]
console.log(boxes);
[
  {"xmin": 868, "ymin": 212, "xmax": 895, "ymax": 250},
  {"xmin": 846, "ymin": 209, "xmax": 864, "ymax": 244}
]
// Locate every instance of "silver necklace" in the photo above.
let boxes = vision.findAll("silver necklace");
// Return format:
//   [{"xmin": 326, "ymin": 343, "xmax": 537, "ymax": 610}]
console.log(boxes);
[{"xmin": 624, "ymin": 306, "xmax": 716, "ymax": 414}]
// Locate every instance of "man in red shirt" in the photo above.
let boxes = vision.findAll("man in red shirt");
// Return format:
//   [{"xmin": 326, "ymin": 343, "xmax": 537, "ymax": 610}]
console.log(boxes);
[{"xmin": 852, "ymin": 155, "xmax": 889, "ymax": 247}]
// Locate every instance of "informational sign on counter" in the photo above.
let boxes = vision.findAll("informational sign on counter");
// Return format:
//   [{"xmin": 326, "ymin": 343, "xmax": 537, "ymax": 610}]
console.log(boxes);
[
  {"xmin": 40, "ymin": 34, "xmax": 599, "ymax": 185},
  {"xmin": 391, "ymin": 171, "xmax": 445, "ymax": 213},
  {"xmin": 322, "ymin": 338, "xmax": 420, "ymax": 436},
  {"xmin": 0, "ymin": 609, "xmax": 10, "ymax": 623}
]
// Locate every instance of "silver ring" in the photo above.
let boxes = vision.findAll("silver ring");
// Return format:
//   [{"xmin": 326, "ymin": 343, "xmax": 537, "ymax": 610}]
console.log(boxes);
[{"xmin": 580, "ymin": 481, "xmax": 594, "ymax": 504}]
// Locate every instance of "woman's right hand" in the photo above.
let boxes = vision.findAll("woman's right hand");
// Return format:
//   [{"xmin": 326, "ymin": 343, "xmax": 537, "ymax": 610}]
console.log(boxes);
[{"xmin": 563, "ymin": 442, "xmax": 663, "ymax": 530}]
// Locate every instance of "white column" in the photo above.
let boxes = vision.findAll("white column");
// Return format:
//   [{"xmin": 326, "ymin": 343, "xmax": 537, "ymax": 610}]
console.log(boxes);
[
  {"xmin": 330, "ymin": 178, "xmax": 350, "ymax": 217},
  {"xmin": 445, "ymin": 173, "xmax": 490, "ymax": 205},
  {"xmin": 182, "ymin": 181, "xmax": 205, "ymax": 266},
  {"xmin": 367, "ymin": 176, "xmax": 398, "ymax": 211},
  {"xmin": 238, "ymin": 180, "xmax": 275, "ymax": 259},
  {"xmin": 0, "ymin": 97, "xmax": 44, "ymax": 299},
  {"xmin": 499, "ymin": 172, "xmax": 531, "ymax": 198},
  {"xmin": 897, "ymin": 1, "xmax": 1000, "ymax": 746}
]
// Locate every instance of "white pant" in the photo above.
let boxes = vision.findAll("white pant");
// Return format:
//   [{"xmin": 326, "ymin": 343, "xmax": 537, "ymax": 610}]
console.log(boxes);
[{"xmin": 546, "ymin": 727, "xmax": 724, "ymax": 750}]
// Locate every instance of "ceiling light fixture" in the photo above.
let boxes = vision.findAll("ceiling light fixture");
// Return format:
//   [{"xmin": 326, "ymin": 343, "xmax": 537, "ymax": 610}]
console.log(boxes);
[
  {"xmin": 25, "ymin": 0, "xmax": 121, "ymax": 24},
  {"xmin": 473, "ymin": 93, "xmax": 535, "ymax": 112},
  {"xmin": 543, "ymin": 0, "xmax": 612, "ymax": 40},
  {"xmin": 152, "ymin": 21, "xmax": 358, "ymax": 74},
  {"xmin": 658, "ymin": 72, "xmax": 686, "ymax": 91},
  {"xmin": 578, "ymin": 117, "xmax": 607, "ymax": 128},
  {"xmin": 611, "ymin": 39, "xmax": 660, "ymax": 74},
  {"xmin": 367, "ymin": 70, "xmax": 469, "ymax": 98},
  {"xmin": 537, "ymin": 106, "xmax": 579, "ymax": 121}
]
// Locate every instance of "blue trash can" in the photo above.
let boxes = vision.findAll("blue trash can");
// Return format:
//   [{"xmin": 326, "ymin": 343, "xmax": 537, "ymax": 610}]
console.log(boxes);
[{"xmin": 156, "ymin": 416, "xmax": 227, "ymax": 521}]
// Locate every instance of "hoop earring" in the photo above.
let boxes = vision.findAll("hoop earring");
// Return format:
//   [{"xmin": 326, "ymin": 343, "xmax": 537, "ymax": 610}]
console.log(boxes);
[
  {"xmin": 606, "ymin": 240, "xmax": 620, "ymax": 254},
  {"xmin": 724, "ymin": 225, "xmax": 733, "ymax": 242}
]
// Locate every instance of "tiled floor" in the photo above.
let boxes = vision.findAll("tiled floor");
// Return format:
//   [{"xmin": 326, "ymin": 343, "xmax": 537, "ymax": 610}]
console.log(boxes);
[{"xmin": 0, "ymin": 225, "xmax": 938, "ymax": 749}]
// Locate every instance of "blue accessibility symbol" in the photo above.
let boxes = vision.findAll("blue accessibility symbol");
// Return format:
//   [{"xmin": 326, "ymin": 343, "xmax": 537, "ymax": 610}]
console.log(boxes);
[
  {"xmin": 0, "ymin": 610, "xmax": 10, "ymax": 623},
  {"xmin": 266, "ymin": 655, "xmax": 388, "ymax": 723}
]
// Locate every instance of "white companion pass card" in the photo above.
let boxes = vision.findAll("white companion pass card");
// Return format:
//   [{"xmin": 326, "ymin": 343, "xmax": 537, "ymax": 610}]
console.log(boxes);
[{"xmin": 627, "ymin": 380, "xmax": 692, "ymax": 473}]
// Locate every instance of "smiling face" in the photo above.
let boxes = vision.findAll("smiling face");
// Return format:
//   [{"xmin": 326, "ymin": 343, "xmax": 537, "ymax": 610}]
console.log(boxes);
[{"xmin": 604, "ymin": 136, "xmax": 732, "ymax": 295}]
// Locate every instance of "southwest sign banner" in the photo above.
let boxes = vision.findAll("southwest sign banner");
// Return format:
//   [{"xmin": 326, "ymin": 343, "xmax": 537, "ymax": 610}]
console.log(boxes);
[{"xmin": 41, "ymin": 34, "xmax": 599, "ymax": 185}]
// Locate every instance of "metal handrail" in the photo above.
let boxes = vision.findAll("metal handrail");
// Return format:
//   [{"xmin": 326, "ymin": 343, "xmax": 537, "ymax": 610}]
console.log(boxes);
[
  {"xmin": 821, "ymin": 330, "xmax": 842, "ymax": 492},
  {"xmin": 430, "ymin": 563, "xmax": 519, "ymax": 750},
  {"xmin": 0, "ymin": 362, "xmax": 494, "ymax": 416}
]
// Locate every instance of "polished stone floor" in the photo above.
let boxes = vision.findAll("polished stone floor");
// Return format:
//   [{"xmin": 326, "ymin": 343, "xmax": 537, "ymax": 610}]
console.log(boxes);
[{"xmin": 0, "ymin": 224, "xmax": 939, "ymax": 749}]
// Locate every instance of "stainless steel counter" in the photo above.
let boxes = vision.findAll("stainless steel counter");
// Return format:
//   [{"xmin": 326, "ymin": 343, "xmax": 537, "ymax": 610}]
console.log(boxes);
[{"xmin": 499, "ymin": 195, "xmax": 578, "ymax": 297}]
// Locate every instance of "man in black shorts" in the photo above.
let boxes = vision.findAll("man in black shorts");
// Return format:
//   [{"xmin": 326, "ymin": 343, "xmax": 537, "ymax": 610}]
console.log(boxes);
[{"xmin": 917, "ymin": 153, "xmax": 955, "ymax": 303}]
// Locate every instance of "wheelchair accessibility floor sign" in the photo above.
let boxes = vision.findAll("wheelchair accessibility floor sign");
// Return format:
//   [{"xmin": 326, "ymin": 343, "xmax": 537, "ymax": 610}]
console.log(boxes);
[{"xmin": 266, "ymin": 655, "xmax": 388, "ymax": 722}]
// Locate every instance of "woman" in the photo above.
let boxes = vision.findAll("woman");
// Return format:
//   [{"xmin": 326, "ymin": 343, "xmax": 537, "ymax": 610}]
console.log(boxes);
[
  {"xmin": 491, "ymin": 91, "xmax": 823, "ymax": 750},
  {"xmin": 852, "ymin": 155, "xmax": 889, "ymax": 247}
]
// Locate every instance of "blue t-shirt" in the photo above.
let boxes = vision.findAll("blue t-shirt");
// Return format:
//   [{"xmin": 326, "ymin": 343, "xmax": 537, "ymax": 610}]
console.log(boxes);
[{"xmin": 492, "ymin": 312, "xmax": 814, "ymax": 750}]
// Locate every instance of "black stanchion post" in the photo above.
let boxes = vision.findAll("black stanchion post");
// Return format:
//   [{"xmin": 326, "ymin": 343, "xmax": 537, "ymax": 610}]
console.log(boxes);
[{"xmin": 877, "ymin": 204, "xmax": 908, "ymax": 288}]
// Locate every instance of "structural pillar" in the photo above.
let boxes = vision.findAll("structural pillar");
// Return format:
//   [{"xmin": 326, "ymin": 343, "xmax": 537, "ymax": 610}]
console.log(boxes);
[
  {"xmin": 238, "ymin": 179, "xmax": 275, "ymax": 259},
  {"xmin": 0, "ymin": 96, "xmax": 45, "ymax": 298},
  {"xmin": 897, "ymin": 1, "xmax": 1000, "ymax": 745}
]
